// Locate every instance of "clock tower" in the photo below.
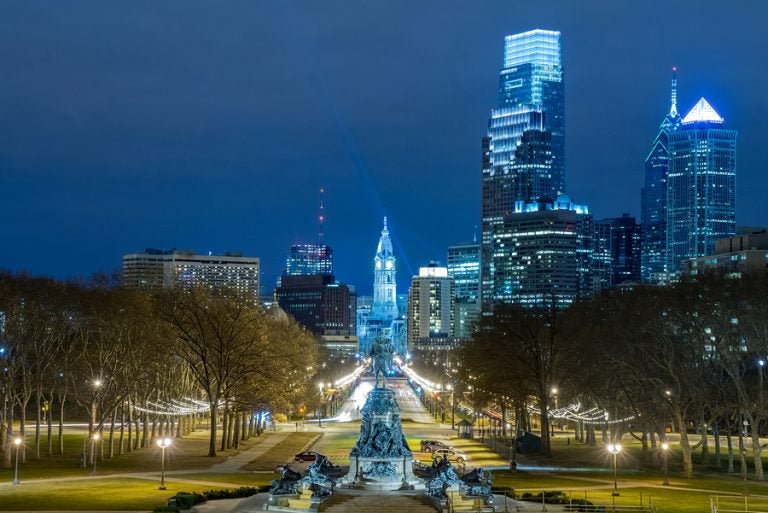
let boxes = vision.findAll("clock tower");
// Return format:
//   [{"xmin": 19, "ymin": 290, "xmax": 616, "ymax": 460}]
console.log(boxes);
[{"xmin": 372, "ymin": 217, "xmax": 399, "ymax": 320}]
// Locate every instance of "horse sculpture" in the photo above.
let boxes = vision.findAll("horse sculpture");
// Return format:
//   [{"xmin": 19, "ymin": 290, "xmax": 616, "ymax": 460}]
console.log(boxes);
[{"xmin": 369, "ymin": 335, "xmax": 394, "ymax": 388}]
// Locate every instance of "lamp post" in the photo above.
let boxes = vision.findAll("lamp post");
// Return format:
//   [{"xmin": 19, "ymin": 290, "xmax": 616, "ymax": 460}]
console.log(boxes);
[
  {"xmin": 661, "ymin": 442, "xmax": 670, "ymax": 486},
  {"xmin": 607, "ymin": 443, "xmax": 622, "ymax": 496},
  {"xmin": 157, "ymin": 437, "xmax": 172, "ymax": 490},
  {"xmin": 317, "ymin": 383, "xmax": 324, "ymax": 428},
  {"xmin": 12, "ymin": 437, "xmax": 22, "ymax": 485},
  {"xmin": 90, "ymin": 433, "xmax": 100, "ymax": 476},
  {"xmin": 551, "ymin": 387, "xmax": 558, "ymax": 437}
]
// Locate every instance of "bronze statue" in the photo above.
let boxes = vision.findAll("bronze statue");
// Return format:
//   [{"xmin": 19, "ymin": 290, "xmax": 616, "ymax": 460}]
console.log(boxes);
[{"xmin": 369, "ymin": 335, "xmax": 394, "ymax": 388}]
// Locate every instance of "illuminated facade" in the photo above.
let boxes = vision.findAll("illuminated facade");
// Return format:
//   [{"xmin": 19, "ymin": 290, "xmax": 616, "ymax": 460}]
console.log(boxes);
[
  {"xmin": 274, "ymin": 274, "xmax": 356, "ymax": 337},
  {"xmin": 683, "ymin": 229, "xmax": 768, "ymax": 278},
  {"xmin": 481, "ymin": 29, "xmax": 564, "ymax": 311},
  {"xmin": 407, "ymin": 263, "xmax": 455, "ymax": 350},
  {"xmin": 447, "ymin": 243, "xmax": 480, "ymax": 339},
  {"xmin": 122, "ymin": 249, "xmax": 260, "ymax": 304},
  {"xmin": 356, "ymin": 218, "xmax": 407, "ymax": 356},
  {"xmin": 594, "ymin": 214, "xmax": 641, "ymax": 290},
  {"xmin": 641, "ymin": 69, "xmax": 682, "ymax": 283},
  {"xmin": 490, "ymin": 195, "xmax": 593, "ymax": 309},
  {"xmin": 285, "ymin": 244, "xmax": 333, "ymax": 276},
  {"xmin": 666, "ymin": 98, "xmax": 737, "ymax": 276}
]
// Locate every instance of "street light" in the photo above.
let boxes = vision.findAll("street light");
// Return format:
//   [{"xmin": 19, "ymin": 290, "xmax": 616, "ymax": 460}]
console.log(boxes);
[
  {"xmin": 551, "ymin": 387, "xmax": 559, "ymax": 436},
  {"xmin": 661, "ymin": 442, "xmax": 670, "ymax": 486},
  {"xmin": 317, "ymin": 383, "xmax": 324, "ymax": 427},
  {"xmin": 157, "ymin": 437, "xmax": 172, "ymax": 490},
  {"xmin": 91, "ymin": 433, "xmax": 100, "ymax": 476},
  {"xmin": 607, "ymin": 443, "xmax": 622, "ymax": 496},
  {"xmin": 12, "ymin": 437, "xmax": 22, "ymax": 485}
]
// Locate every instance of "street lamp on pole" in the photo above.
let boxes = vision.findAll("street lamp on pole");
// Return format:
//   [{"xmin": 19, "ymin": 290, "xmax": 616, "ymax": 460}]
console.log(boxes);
[
  {"xmin": 157, "ymin": 437, "xmax": 172, "ymax": 490},
  {"xmin": 91, "ymin": 433, "xmax": 100, "ymax": 476},
  {"xmin": 607, "ymin": 443, "xmax": 622, "ymax": 496},
  {"xmin": 12, "ymin": 437, "xmax": 22, "ymax": 485},
  {"xmin": 317, "ymin": 383, "xmax": 324, "ymax": 427},
  {"xmin": 661, "ymin": 442, "xmax": 670, "ymax": 486},
  {"xmin": 551, "ymin": 387, "xmax": 558, "ymax": 436}
]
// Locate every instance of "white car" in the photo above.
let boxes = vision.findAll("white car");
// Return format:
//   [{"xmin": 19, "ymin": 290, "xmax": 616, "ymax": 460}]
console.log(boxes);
[{"xmin": 432, "ymin": 448, "xmax": 469, "ymax": 464}]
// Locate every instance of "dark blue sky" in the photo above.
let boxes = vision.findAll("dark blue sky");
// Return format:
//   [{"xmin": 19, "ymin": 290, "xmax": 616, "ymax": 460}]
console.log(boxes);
[{"xmin": 1, "ymin": 1, "xmax": 767, "ymax": 295}]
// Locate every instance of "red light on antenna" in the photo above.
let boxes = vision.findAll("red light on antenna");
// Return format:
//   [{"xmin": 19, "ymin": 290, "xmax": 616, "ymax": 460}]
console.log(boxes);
[
  {"xmin": 319, "ymin": 215, "xmax": 324, "ymax": 221},
  {"xmin": 672, "ymin": 66, "xmax": 677, "ymax": 71},
  {"xmin": 320, "ymin": 188, "xmax": 325, "ymax": 193}
]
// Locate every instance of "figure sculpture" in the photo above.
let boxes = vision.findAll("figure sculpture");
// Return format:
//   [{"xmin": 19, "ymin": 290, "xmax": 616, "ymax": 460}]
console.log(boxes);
[
  {"xmin": 369, "ymin": 335, "xmax": 394, "ymax": 388},
  {"xmin": 269, "ymin": 465, "xmax": 303, "ymax": 495}
]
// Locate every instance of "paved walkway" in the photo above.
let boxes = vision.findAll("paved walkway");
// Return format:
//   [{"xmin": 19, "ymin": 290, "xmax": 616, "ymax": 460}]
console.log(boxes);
[{"xmin": 207, "ymin": 432, "xmax": 289, "ymax": 472}]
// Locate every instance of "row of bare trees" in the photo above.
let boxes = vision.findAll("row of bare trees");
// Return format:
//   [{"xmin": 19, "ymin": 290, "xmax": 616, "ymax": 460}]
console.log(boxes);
[
  {"xmin": 0, "ymin": 271, "xmax": 316, "ymax": 467},
  {"xmin": 455, "ymin": 272, "xmax": 768, "ymax": 480}
]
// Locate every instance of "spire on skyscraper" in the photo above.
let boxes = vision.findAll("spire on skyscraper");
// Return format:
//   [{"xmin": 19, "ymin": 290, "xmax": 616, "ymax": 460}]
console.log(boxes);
[
  {"xmin": 670, "ymin": 66, "xmax": 678, "ymax": 118},
  {"xmin": 318, "ymin": 187, "xmax": 325, "ymax": 243},
  {"xmin": 377, "ymin": 217, "xmax": 393, "ymax": 257}
]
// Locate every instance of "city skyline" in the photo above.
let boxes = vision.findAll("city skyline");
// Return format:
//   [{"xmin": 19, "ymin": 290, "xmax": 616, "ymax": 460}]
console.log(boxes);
[{"xmin": 1, "ymin": 1, "xmax": 767, "ymax": 295}]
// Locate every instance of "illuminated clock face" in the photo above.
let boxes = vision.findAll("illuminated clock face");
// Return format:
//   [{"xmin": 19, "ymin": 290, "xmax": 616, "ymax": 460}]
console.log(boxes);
[
  {"xmin": 375, "ymin": 261, "xmax": 382, "ymax": 270},
  {"xmin": 385, "ymin": 260, "xmax": 393, "ymax": 270}
]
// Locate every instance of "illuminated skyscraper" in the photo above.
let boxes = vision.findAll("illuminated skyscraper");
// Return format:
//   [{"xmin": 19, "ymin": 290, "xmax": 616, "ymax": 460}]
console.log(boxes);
[
  {"xmin": 285, "ymin": 244, "xmax": 333, "ymax": 276},
  {"xmin": 641, "ymin": 69, "xmax": 682, "ymax": 283},
  {"xmin": 594, "ymin": 214, "xmax": 642, "ymax": 290},
  {"xmin": 666, "ymin": 98, "xmax": 737, "ymax": 275},
  {"xmin": 447, "ymin": 243, "xmax": 480, "ymax": 338},
  {"xmin": 490, "ymin": 195, "xmax": 593, "ymax": 309},
  {"xmin": 481, "ymin": 29, "xmax": 564, "ymax": 311},
  {"xmin": 407, "ymin": 263, "xmax": 455, "ymax": 351}
]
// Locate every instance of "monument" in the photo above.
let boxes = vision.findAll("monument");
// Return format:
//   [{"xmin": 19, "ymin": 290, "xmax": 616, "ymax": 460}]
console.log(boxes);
[{"xmin": 338, "ymin": 335, "xmax": 423, "ymax": 490}]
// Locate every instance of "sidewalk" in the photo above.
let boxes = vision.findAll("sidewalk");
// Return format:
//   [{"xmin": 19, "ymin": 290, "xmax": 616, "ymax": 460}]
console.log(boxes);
[{"xmin": 207, "ymin": 432, "xmax": 289, "ymax": 473}]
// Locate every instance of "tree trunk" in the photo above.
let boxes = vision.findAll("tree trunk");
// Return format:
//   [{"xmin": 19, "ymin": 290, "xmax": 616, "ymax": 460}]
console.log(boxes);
[
  {"xmin": 208, "ymin": 403, "xmax": 218, "ymax": 457},
  {"xmin": 713, "ymin": 420, "xmax": 721, "ymax": 469},
  {"xmin": 119, "ymin": 403, "xmax": 125, "ymax": 456},
  {"xmin": 108, "ymin": 407, "xmax": 116, "ymax": 459},
  {"xmin": 738, "ymin": 419, "xmax": 747, "ymax": 479},
  {"xmin": 727, "ymin": 428, "xmax": 734, "ymax": 473},
  {"xmin": 57, "ymin": 395, "xmax": 65, "ymax": 455},
  {"xmin": 751, "ymin": 419, "xmax": 764, "ymax": 480},
  {"xmin": 675, "ymin": 410, "xmax": 694, "ymax": 479},
  {"xmin": 699, "ymin": 416, "xmax": 709, "ymax": 465},
  {"xmin": 34, "ymin": 391, "xmax": 42, "ymax": 460}
]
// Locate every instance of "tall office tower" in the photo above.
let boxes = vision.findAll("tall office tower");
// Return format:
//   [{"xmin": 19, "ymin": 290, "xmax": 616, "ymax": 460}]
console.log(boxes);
[
  {"xmin": 407, "ymin": 263, "xmax": 455, "ymax": 351},
  {"xmin": 666, "ymin": 98, "xmax": 737, "ymax": 276},
  {"xmin": 481, "ymin": 29, "xmax": 564, "ymax": 311},
  {"xmin": 447, "ymin": 243, "xmax": 480, "ymax": 339},
  {"xmin": 274, "ymin": 274, "xmax": 356, "ymax": 337},
  {"xmin": 357, "ymin": 218, "xmax": 407, "ymax": 356},
  {"xmin": 641, "ymin": 69, "xmax": 682, "ymax": 283},
  {"xmin": 122, "ymin": 249, "xmax": 260, "ymax": 304},
  {"xmin": 594, "ymin": 214, "xmax": 642, "ymax": 290},
  {"xmin": 284, "ymin": 244, "xmax": 333, "ymax": 276},
  {"xmin": 490, "ymin": 195, "xmax": 593, "ymax": 309}
]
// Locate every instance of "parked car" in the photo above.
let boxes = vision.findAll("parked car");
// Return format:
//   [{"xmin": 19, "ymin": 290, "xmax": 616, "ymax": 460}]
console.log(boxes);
[
  {"xmin": 432, "ymin": 448, "xmax": 469, "ymax": 464},
  {"xmin": 294, "ymin": 451, "xmax": 325, "ymax": 463},
  {"xmin": 420, "ymin": 440, "xmax": 451, "ymax": 453}
]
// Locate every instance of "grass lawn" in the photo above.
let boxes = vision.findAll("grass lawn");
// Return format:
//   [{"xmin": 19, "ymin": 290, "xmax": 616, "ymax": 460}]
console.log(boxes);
[
  {"xmin": 171, "ymin": 472, "xmax": 274, "ymax": 486},
  {"xmin": 0, "ymin": 429, "xmax": 272, "ymax": 481},
  {"xmin": 241, "ymin": 433, "xmax": 320, "ymax": 471},
  {"xmin": 0, "ymin": 477, "xmax": 232, "ymax": 511}
]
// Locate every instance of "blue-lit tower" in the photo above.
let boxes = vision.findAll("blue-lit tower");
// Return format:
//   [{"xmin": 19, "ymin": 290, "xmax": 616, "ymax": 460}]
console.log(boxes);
[
  {"xmin": 666, "ymin": 98, "xmax": 737, "ymax": 275},
  {"xmin": 641, "ymin": 68, "xmax": 681, "ymax": 283},
  {"xmin": 481, "ymin": 29, "xmax": 564, "ymax": 312},
  {"xmin": 357, "ymin": 218, "xmax": 407, "ymax": 356}
]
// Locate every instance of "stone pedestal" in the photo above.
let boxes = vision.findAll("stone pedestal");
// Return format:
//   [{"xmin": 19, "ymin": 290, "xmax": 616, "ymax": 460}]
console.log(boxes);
[{"xmin": 337, "ymin": 387, "xmax": 423, "ymax": 491}]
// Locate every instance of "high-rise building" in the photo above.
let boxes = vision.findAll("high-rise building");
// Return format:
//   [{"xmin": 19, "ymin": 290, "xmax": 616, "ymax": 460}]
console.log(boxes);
[
  {"xmin": 641, "ymin": 69, "xmax": 682, "ymax": 283},
  {"xmin": 683, "ymin": 228, "xmax": 768, "ymax": 278},
  {"xmin": 594, "ymin": 214, "xmax": 642, "ymax": 290},
  {"xmin": 490, "ymin": 195, "xmax": 593, "ymax": 309},
  {"xmin": 356, "ymin": 218, "xmax": 407, "ymax": 356},
  {"xmin": 122, "ymin": 249, "xmax": 260, "ymax": 304},
  {"xmin": 284, "ymin": 244, "xmax": 333, "ymax": 276},
  {"xmin": 407, "ymin": 263, "xmax": 455, "ymax": 351},
  {"xmin": 667, "ymin": 98, "xmax": 737, "ymax": 276},
  {"xmin": 447, "ymin": 243, "xmax": 480, "ymax": 339},
  {"xmin": 481, "ymin": 29, "xmax": 564, "ymax": 311},
  {"xmin": 274, "ymin": 274, "xmax": 356, "ymax": 337}
]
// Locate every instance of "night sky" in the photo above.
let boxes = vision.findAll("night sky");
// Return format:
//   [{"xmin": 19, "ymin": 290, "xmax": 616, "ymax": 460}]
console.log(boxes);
[{"xmin": 1, "ymin": 1, "xmax": 767, "ymax": 295}]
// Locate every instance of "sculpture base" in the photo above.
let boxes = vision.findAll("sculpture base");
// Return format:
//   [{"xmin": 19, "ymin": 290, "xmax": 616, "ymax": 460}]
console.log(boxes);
[{"xmin": 337, "ymin": 455, "xmax": 424, "ymax": 491}]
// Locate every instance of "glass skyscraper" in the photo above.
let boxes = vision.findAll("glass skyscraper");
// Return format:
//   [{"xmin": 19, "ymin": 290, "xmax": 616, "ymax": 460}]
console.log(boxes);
[
  {"xmin": 640, "ymin": 69, "xmax": 682, "ymax": 283},
  {"xmin": 481, "ymin": 29, "xmax": 564, "ymax": 311},
  {"xmin": 447, "ymin": 242, "xmax": 480, "ymax": 338},
  {"xmin": 666, "ymin": 98, "xmax": 737, "ymax": 275},
  {"xmin": 285, "ymin": 243, "xmax": 333, "ymax": 276}
]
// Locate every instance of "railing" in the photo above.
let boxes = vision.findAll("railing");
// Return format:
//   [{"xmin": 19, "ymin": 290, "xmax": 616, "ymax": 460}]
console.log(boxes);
[{"xmin": 711, "ymin": 495, "xmax": 768, "ymax": 513}]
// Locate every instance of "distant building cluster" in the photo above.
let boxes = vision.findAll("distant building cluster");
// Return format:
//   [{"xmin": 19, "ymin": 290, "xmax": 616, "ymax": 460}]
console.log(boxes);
[{"xmin": 121, "ymin": 28, "xmax": 751, "ymax": 358}]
